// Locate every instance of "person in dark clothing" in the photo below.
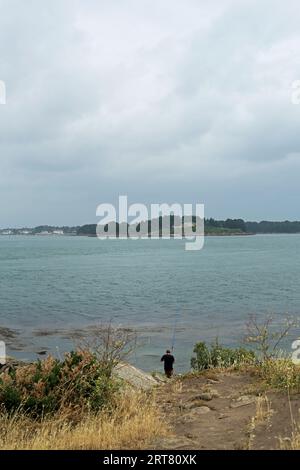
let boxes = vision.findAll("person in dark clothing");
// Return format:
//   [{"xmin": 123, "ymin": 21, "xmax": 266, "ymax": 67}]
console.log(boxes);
[{"xmin": 161, "ymin": 350, "xmax": 175, "ymax": 377}]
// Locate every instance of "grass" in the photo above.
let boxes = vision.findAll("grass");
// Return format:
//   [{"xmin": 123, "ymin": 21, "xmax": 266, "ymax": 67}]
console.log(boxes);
[
  {"xmin": 0, "ymin": 389, "xmax": 166, "ymax": 450},
  {"xmin": 245, "ymin": 396, "xmax": 272, "ymax": 450},
  {"xmin": 254, "ymin": 395, "xmax": 273, "ymax": 423},
  {"xmin": 259, "ymin": 359, "xmax": 300, "ymax": 391},
  {"xmin": 0, "ymin": 346, "xmax": 168, "ymax": 450},
  {"xmin": 279, "ymin": 429, "xmax": 300, "ymax": 450},
  {"xmin": 1, "ymin": 339, "xmax": 300, "ymax": 450}
]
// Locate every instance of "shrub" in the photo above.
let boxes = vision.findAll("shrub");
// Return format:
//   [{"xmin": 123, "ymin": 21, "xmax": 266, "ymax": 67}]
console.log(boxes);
[
  {"xmin": 260, "ymin": 358, "xmax": 300, "ymax": 391},
  {"xmin": 191, "ymin": 339, "xmax": 256, "ymax": 371},
  {"xmin": 0, "ymin": 350, "xmax": 121, "ymax": 417},
  {"xmin": 244, "ymin": 314, "xmax": 298, "ymax": 360}
]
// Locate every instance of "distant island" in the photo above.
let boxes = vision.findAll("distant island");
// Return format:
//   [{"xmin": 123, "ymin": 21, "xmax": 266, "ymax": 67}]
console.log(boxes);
[{"xmin": 2, "ymin": 218, "xmax": 300, "ymax": 236}]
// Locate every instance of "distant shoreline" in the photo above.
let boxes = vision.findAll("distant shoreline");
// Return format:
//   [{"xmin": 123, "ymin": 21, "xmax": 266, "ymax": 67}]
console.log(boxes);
[
  {"xmin": 0, "ymin": 231, "xmax": 255, "ymax": 237},
  {"xmin": 5, "ymin": 231, "xmax": 300, "ymax": 237},
  {"xmin": 3, "ymin": 218, "xmax": 300, "ymax": 236}
]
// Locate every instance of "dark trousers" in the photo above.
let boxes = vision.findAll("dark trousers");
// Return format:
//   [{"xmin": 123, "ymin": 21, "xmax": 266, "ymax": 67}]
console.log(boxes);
[{"xmin": 165, "ymin": 368, "xmax": 173, "ymax": 378}]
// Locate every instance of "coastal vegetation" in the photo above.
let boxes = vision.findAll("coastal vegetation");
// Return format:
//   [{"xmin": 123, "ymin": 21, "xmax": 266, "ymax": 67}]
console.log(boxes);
[
  {"xmin": 191, "ymin": 340, "xmax": 255, "ymax": 371},
  {"xmin": 77, "ymin": 217, "xmax": 248, "ymax": 237},
  {"xmin": 3, "ymin": 218, "xmax": 300, "ymax": 236},
  {"xmin": 245, "ymin": 220, "xmax": 300, "ymax": 234},
  {"xmin": 0, "ymin": 385, "xmax": 163, "ymax": 450},
  {"xmin": 0, "ymin": 325, "xmax": 165, "ymax": 449},
  {"xmin": 190, "ymin": 315, "xmax": 300, "ymax": 392},
  {"xmin": 0, "ymin": 350, "xmax": 121, "ymax": 417},
  {"xmin": 1, "ymin": 317, "xmax": 300, "ymax": 450}
]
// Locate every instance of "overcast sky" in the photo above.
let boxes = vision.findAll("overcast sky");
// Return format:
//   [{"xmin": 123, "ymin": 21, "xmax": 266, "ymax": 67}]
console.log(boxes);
[{"xmin": 1, "ymin": 0, "xmax": 300, "ymax": 227}]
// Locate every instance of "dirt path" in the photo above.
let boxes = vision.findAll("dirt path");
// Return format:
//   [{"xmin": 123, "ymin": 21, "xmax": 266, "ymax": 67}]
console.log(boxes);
[{"xmin": 152, "ymin": 371, "xmax": 300, "ymax": 450}]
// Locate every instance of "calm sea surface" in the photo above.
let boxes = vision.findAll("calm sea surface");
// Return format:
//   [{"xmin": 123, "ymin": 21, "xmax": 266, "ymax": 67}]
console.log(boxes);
[{"xmin": 1, "ymin": 234, "xmax": 300, "ymax": 371}]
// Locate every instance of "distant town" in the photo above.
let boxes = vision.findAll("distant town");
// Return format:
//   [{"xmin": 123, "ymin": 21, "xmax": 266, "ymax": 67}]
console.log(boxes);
[{"xmin": 0, "ymin": 226, "xmax": 79, "ymax": 236}]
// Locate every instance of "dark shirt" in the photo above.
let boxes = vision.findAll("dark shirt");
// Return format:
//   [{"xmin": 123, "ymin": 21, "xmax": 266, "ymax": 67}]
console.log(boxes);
[{"xmin": 161, "ymin": 354, "xmax": 175, "ymax": 370}]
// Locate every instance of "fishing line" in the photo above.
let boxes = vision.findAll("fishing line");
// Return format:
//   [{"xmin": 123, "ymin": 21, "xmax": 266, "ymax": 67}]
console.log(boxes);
[
  {"xmin": 170, "ymin": 305, "xmax": 183, "ymax": 352},
  {"xmin": 170, "ymin": 304, "xmax": 188, "ymax": 353},
  {"xmin": 171, "ymin": 317, "xmax": 178, "ymax": 352}
]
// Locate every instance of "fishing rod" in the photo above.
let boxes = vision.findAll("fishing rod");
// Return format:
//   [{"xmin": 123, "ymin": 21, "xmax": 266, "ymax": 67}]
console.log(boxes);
[
  {"xmin": 171, "ymin": 317, "xmax": 178, "ymax": 352},
  {"xmin": 170, "ymin": 304, "xmax": 187, "ymax": 352}
]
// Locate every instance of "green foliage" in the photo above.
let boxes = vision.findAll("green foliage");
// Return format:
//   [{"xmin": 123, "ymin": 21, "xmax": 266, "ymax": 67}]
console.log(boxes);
[
  {"xmin": 77, "ymin": 224, "xmax": 97, "ymax": 236},
  {"xmin": 191, "ymin": 340, "xmax": 256, "ymax": 371},
  {"xmin": 205, "ymin": 218, "xmax": 246, "ymax": 233},
  {"xmin": 0, "ymin": 385, "xmax": 21, "ymax": 410},
  {"xmin": 260, "ymin": 359, "xmax": 300, "ymax": 391},
  {"xmin": 245, "ymin": 220, "xmax": 300, "ymax": 234},
  {"xmin": 204, "ymin": 226, "xmax": 243, "ymax": 235},
  {"xmin": 0, "ymin": 350, "xmax": 121, "ymax": 417}
]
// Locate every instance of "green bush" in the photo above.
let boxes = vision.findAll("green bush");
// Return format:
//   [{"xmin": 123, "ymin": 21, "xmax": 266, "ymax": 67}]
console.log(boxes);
[
  {"xmin": 260, "ymin": 358, "xmax": 300, "ymax": 391},
  {"xmin": 0, "ymin": 350, "xmax": 121, "ymax": 417},
  {"xmin": 191, "ymin": 340, "xmax": 256, "ymax": 371}
]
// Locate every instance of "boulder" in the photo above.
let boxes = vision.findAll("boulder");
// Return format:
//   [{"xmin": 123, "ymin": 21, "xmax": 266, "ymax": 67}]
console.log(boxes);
[{"xmin": 114, "ymin": 363, "xmax": 160, "ymax": 390}]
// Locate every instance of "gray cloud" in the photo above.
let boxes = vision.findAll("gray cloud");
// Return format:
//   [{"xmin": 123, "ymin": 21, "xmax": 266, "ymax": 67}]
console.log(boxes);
[{"xmin": 1, "ymin": 0, "xmax": 300, "ymax": 226}]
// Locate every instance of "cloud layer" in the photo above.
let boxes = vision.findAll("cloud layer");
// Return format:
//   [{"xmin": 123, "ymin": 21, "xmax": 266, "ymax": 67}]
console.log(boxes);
[{"xmin": 1, "ymin": 0, "xmax": 300, "ymax": 226}]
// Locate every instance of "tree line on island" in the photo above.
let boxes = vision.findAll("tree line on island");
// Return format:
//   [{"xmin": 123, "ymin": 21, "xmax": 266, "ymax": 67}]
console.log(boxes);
[{"xmin": 77, "ymin": 218, "xmax": 300, "ymax": 236}]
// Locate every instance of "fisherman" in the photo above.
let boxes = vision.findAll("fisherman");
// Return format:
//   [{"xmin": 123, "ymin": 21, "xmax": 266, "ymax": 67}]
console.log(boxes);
[{"xmin": 161, "ymin": 349, "xmax": 175, "ymax": 378}]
